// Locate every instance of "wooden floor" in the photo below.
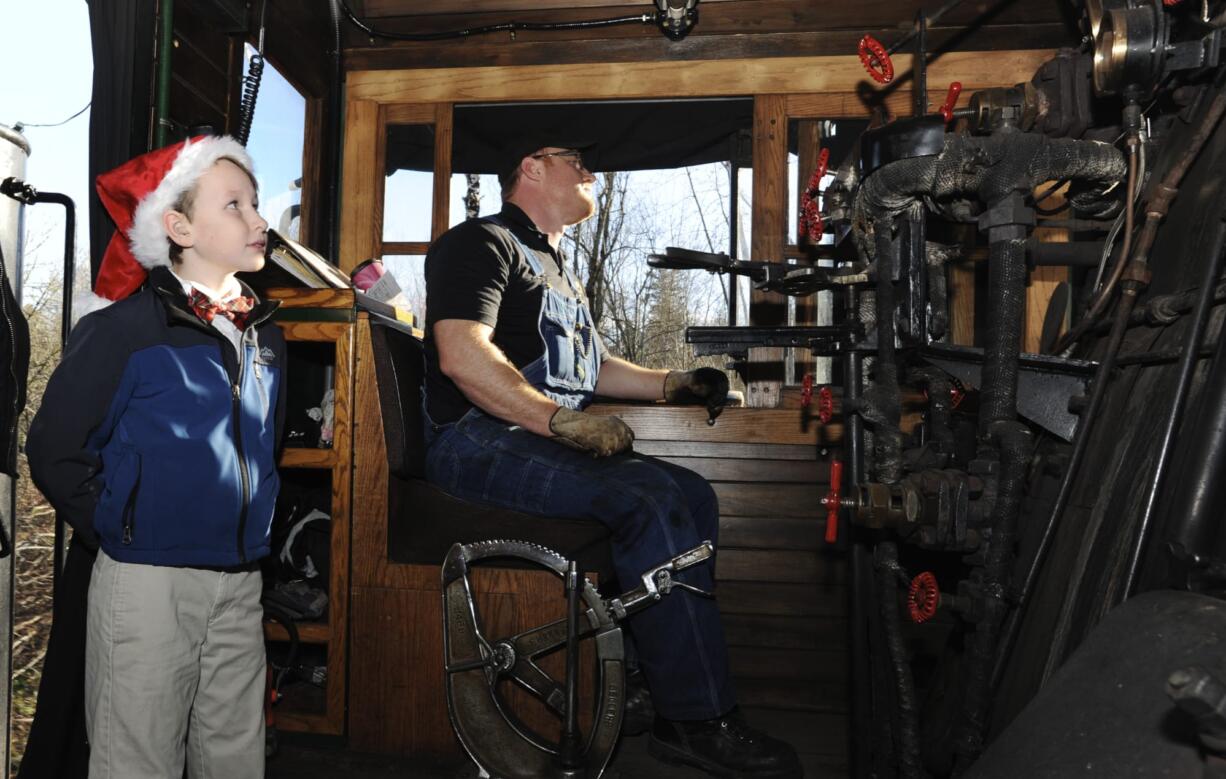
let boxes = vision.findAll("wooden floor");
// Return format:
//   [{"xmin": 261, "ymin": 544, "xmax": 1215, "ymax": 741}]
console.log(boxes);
[{"xmin": 267, "ymin": 706, "xmax": 844, "ymax": 778}]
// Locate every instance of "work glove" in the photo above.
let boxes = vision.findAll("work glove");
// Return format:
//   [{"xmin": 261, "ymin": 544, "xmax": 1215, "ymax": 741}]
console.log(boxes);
[
  {"xmin": 664, "ymin": 367, "xmax": 731, "ymax": 420},
  {"xmin": 549, "ymin": 407, "xmax": 635, "ymax": 457}
]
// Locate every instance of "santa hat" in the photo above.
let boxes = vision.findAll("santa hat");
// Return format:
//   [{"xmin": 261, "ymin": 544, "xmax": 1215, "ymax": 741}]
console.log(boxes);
[{"xmin": 89, "ymin": 135, "xmax": 255, "ymax": 307}]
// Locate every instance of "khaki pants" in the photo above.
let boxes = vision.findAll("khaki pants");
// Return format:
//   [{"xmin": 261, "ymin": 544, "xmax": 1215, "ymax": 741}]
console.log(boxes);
[{"xmin": 85, "ymin": 550, "xmax": 265, "ymax": 779}]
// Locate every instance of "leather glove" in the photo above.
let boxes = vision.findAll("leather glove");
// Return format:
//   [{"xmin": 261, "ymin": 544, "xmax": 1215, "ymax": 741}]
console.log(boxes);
[
  {"xmin": 549, "ymin": 407, "xmax": 635, "ymax": 457},
  {"xmin": 664, "ymin": 367, "xmax": 731, "ymax": 419}
]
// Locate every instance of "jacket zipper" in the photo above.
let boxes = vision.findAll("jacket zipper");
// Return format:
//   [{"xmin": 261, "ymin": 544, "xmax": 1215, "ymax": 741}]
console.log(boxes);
[
  {"xmin": 232, "ymin": 333, "xmax": 251, "ymax": 563},
  {"xmin": 155, "ymin": 284, "xmax": 278, "ymax": 563},
  {"xmin": 121, "ymin": 468, "xmax": 142, "ymax": 545}
]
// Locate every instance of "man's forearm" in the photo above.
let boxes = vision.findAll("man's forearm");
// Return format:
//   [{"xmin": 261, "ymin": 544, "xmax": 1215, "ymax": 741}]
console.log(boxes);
[
  {"xmin": 438, "ymin": 326, "xmax": 558, "ymax": 436},
  {"xmin": 595, "ymin": 356, "xmax": 669, "ymax": 401}
]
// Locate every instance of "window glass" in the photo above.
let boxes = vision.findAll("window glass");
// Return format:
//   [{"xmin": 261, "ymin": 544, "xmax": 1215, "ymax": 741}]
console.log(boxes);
[{"xmin": 243, "ymin": 45, "xmax": 305, "ymax": 240}]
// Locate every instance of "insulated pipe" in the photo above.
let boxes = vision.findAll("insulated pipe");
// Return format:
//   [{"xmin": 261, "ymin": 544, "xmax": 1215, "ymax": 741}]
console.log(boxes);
[
  {"xmin": 876, "ymin": 542, "xmax": 924, "ymax": 779},
  {"xmin": 853, "ymin": 134, "xmax": 1125, "ymax": 229},
  {"xmin": 955, "ymin": 420, "xmax": 1032, "ymax": 771},
  {"xmin": 979, "ymin": 226, "xmax": 1029, "ymax": 434}
]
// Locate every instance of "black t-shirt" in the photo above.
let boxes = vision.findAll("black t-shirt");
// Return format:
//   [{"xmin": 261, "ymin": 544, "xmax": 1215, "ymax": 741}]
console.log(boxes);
[{"xmin": 423, "ymin": 204, "xmax": 586, "ymax": 424}]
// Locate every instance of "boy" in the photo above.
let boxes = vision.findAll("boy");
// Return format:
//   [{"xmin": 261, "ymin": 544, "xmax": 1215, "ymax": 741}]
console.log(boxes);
[{"xmin": 27, "ymin": 135, "xmax": 286, "ymax": 779}]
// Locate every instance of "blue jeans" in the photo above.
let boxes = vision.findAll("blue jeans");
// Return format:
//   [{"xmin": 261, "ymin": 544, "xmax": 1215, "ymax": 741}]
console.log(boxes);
[{"xmin": 424, "ymin": 409, "xmax": 735, "ymax": 720}]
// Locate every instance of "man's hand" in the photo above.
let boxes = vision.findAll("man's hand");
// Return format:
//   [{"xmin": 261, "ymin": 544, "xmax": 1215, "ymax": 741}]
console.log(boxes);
[
  {"xmin": 664, "ymin": 368, "xmax": 731, "ymax": 419},
  {"xmin": 549, "ymin": 407, "xmax": 635, "ymax": 457}
]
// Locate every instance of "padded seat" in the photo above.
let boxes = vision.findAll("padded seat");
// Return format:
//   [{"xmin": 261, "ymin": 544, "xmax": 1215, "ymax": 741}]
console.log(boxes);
[{"xmin": 368, "ymin": 322, "xmax": 615, "ymax": 580}]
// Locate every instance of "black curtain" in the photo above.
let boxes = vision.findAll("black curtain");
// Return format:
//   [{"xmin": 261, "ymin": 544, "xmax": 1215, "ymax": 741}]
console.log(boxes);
[{"xmin": 86, "ymin": 0, "xmax": 155, "ymax": 285}]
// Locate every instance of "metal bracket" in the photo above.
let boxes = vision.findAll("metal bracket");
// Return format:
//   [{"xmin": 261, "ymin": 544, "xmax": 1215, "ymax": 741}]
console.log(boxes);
[{"xmin": 919, "ymin": 343, "xmax": 1097, "ymax": 441}]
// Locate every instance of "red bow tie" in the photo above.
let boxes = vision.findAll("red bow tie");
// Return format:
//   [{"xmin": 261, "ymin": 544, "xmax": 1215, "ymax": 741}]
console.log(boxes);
[{"xmin": 188, "ymin": 288, "xmax": 255, "ymax": 330}]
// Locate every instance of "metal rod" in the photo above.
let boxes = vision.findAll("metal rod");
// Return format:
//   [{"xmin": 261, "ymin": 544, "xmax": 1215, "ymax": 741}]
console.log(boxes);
[
  {"xmin": 728, "ymin": 154, "xmax": 739, "ymax": 326},
  {"xmin": 1122, "ymin": 216, "xmax": 1226, "ymax": 599},
  {"xmin": 155, "ymin": 0, "xmax": 175, "ymax": 148},
  {"xmin": 913, "ymin": 10, "xmax": 928, "ymax": 117},
  {"xmin": 27, "ymin": 191, "xmax": 75, "ymax": 594},
  {"xmin": 886, "ymin": 0, "xmax": 965, "ymax": 55},
  {"xmin": 559, "ymin": 560, "xmax": 583, "ymax": 769}
]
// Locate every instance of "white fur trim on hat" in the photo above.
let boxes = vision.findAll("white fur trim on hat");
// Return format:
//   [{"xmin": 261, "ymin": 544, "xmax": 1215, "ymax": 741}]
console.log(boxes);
[{"xmin": 127, "ymin": 136, "xmax": 255, "ymax": 269}]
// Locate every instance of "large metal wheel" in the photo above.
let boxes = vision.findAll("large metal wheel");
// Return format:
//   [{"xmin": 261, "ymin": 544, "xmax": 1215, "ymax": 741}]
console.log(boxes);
[{"xmin": 442, "ymin": 540, "xmax": 626, "ymax": 779}]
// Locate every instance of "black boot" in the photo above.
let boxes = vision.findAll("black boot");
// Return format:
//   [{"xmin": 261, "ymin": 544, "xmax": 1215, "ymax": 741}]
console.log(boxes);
[
  {"xmin": 622, "ymin": 668, "xmax": 656, "ymax": 737},
  {"xmin": 648, "ymin": 707, "xmax": 803, "ymax": 778}
]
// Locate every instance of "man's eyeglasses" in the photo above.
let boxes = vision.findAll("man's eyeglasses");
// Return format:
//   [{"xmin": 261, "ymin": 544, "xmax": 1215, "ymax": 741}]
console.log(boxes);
[{"xmin": 531, "ymin": 150, "xmax": 590, "ymax": 173}]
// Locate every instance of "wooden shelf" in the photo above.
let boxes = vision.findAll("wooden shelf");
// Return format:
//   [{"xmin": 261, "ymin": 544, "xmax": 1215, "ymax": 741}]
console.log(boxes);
[
  {"xmin": 279, "ymin": 447, "xmax": 338, "ymax": 469},
  {"xmin": 264, "ymin": 619, "xmax": 331, "ymax": 645},
  {"xmin": 269, "ymin": 312, "xmax": 354, "ymax": 737}
]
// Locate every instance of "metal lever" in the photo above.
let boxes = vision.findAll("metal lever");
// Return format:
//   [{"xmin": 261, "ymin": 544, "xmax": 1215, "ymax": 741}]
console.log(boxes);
[{"xmin": 609, "ymin": 541, "xmax": 715, "ymax": 619}]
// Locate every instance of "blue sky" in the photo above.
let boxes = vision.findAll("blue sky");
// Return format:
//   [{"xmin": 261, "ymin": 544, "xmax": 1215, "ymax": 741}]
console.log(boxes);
[{"xmin": 3, "ymin": 1, "xmax": 92, "ymax": 294}]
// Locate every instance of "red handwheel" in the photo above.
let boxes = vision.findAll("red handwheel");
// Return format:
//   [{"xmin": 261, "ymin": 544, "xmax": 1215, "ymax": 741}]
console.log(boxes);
[
  {"xmin": 858, "ymin": 35, "xmax": 894, "ymax": 84},
  {"xmin": 908, "ymin": 572, "xmax": 940, "ymax": 624}
]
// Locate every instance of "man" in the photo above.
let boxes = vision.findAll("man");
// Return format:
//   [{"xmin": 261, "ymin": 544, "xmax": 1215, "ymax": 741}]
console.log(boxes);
[{"xmin": 422, "ymin": 136, "xmax": 801, "ymax": 779}]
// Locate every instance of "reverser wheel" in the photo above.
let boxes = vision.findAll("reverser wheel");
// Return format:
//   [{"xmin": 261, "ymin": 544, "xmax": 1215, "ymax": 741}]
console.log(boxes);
[{"xmin": 442, "ymin": 540, "xmax": 626, "ymax": 779}]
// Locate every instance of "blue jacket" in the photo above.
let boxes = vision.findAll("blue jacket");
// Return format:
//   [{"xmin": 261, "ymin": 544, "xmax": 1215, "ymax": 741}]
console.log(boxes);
[{"xmin": 27, "ymin": 266, "xmax": 286, "ymax": 567}]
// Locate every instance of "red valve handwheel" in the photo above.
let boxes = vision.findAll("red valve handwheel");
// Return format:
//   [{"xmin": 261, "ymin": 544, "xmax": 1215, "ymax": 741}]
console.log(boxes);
[
  {"xmin": 816, "ymin": 386, "xmax": 835, "ymax": 424},
  {"xmin": 858, "ymin": 35, "xmax": 894, "ymax": 85},
  {"xmin": 908, "ymin": 572, "xmax": 940, "ymax": 624},
  {"xmin": 821, "ymin": 459, "xmax": 843, "ymax": 544},
  {"xmin": 798, "ymin": 149, "xmax": 831, "ymax": 240},
  {"xmin": 939, "ymin": 82, "xmax": 963, "ymax": 123},
  {"xmin": 801, "ymin": 373, "xmax": 814, "ymax": 407}
]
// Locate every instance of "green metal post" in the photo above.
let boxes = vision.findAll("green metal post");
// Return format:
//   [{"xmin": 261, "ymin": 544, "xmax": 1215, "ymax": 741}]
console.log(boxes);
[{"xmin": 155, "ymin": 0, "xmax": 174, "ymax": 147}]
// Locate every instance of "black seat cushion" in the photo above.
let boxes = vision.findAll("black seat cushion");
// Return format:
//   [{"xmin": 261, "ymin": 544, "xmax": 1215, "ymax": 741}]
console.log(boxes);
[{"xmin": 369, "ymin": 323, "xmax": 615, "ymax": 580}]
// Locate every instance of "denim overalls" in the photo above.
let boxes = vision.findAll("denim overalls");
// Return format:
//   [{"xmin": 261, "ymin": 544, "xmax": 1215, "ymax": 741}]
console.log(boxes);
[{"xmin": 423, "ymin": 216, "xmax": 735, "ymax": 721}]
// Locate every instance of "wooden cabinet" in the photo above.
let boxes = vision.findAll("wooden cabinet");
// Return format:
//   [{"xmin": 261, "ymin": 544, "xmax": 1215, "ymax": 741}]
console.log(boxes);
[{"xmin": 263, "ymin": 288, "xmax": 355, "ymax": 736}]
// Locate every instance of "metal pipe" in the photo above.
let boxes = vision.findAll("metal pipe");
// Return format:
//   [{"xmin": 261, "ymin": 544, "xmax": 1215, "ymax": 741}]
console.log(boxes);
[
  {"xmin": 559, "ymin": 560, "xmax": 582, "ymax": 769},
  {"xmin": 728, "ymin": 155, "xmax": 739, "ymax": 326},
  {"xmin": 876, "ymin": 542, "xmax": 924, "ymax": 778},
  {"xmin": 843, "ymin": 285, "xmax": 871, "ymax": 777},
  {"xmin": 154, "ymin": 0, "xmax": 174, "ymax": 148},
  {"xmin": 956, "ymin": 420, "xmax": 1031, "ymax": 771},
  {"xmin": 1122, "ymin": 216, "xmax": 1226, "ymax": 599},
  {"xmin": 993, "ymin": 284, "xmax": 1141, "ymax": 690}
]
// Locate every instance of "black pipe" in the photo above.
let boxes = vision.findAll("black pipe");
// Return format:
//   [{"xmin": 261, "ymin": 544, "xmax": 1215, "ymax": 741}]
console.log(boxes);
[
  {"xmin": 728, "ymin": 153, "xmax": 739, "ymax": 326},
  {"xmin": 338, "ymin": 0, "xmax": 653, "ymax": 41},
  {"xmin": 992, "ymin": 284, "xmax": 1141, "ymax": 691},
  {"xmin": 1124, "ymin": 216, "xmax": 1226, "ymax": 597},
  {"xmin": 876, "ymin": 542, "xmax": 924, "ymax": 779},
  {"xmin": 955, "ymin": 420, "xmax": 1032, "ymax": 772},
  {"xmin": 979, "ymin": 221, "xmax": 1028, "ymax": 434},
  {"xmin": 843, "ymin": 285, "xmax": 872, "ymax": 778},
  {"xmin": 28, "ymin": 190, "xmax": 75, "ymax": 597},
  {"xmin": 559, "ymin": 560, "xmax": 582, "ymax": 768},
  {"xmin": 872, "ymin": 223, "xmax": 904, "ymax": 484}
]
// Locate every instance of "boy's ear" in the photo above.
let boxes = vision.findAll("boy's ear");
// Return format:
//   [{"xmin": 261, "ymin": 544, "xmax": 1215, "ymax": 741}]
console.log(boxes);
[{"xmin": 163, "ymin": 210, "xmax": 193, "ymax": 248}]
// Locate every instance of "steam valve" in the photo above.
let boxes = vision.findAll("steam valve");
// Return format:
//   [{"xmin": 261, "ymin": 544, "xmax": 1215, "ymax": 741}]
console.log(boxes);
[
  {"xmin": 822, "ymin": 460, "xmax": 844, "ymax": 544},
  {"xmin": 858, "ymin": 35, "xmax": 894, "ymax": 84},
  {"xmin": 939, "ymin": 82, "xmax": 963, "ymax": 123},
  {"xmin": 908, "ymin": 571, "xmax": 940, "ymax": 624}
]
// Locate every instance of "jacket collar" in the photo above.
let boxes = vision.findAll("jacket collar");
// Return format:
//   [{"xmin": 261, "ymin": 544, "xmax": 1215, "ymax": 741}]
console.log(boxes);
[{"xmin": 148, "ymin": 266, "xmax": 281, "ymax": 333}]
